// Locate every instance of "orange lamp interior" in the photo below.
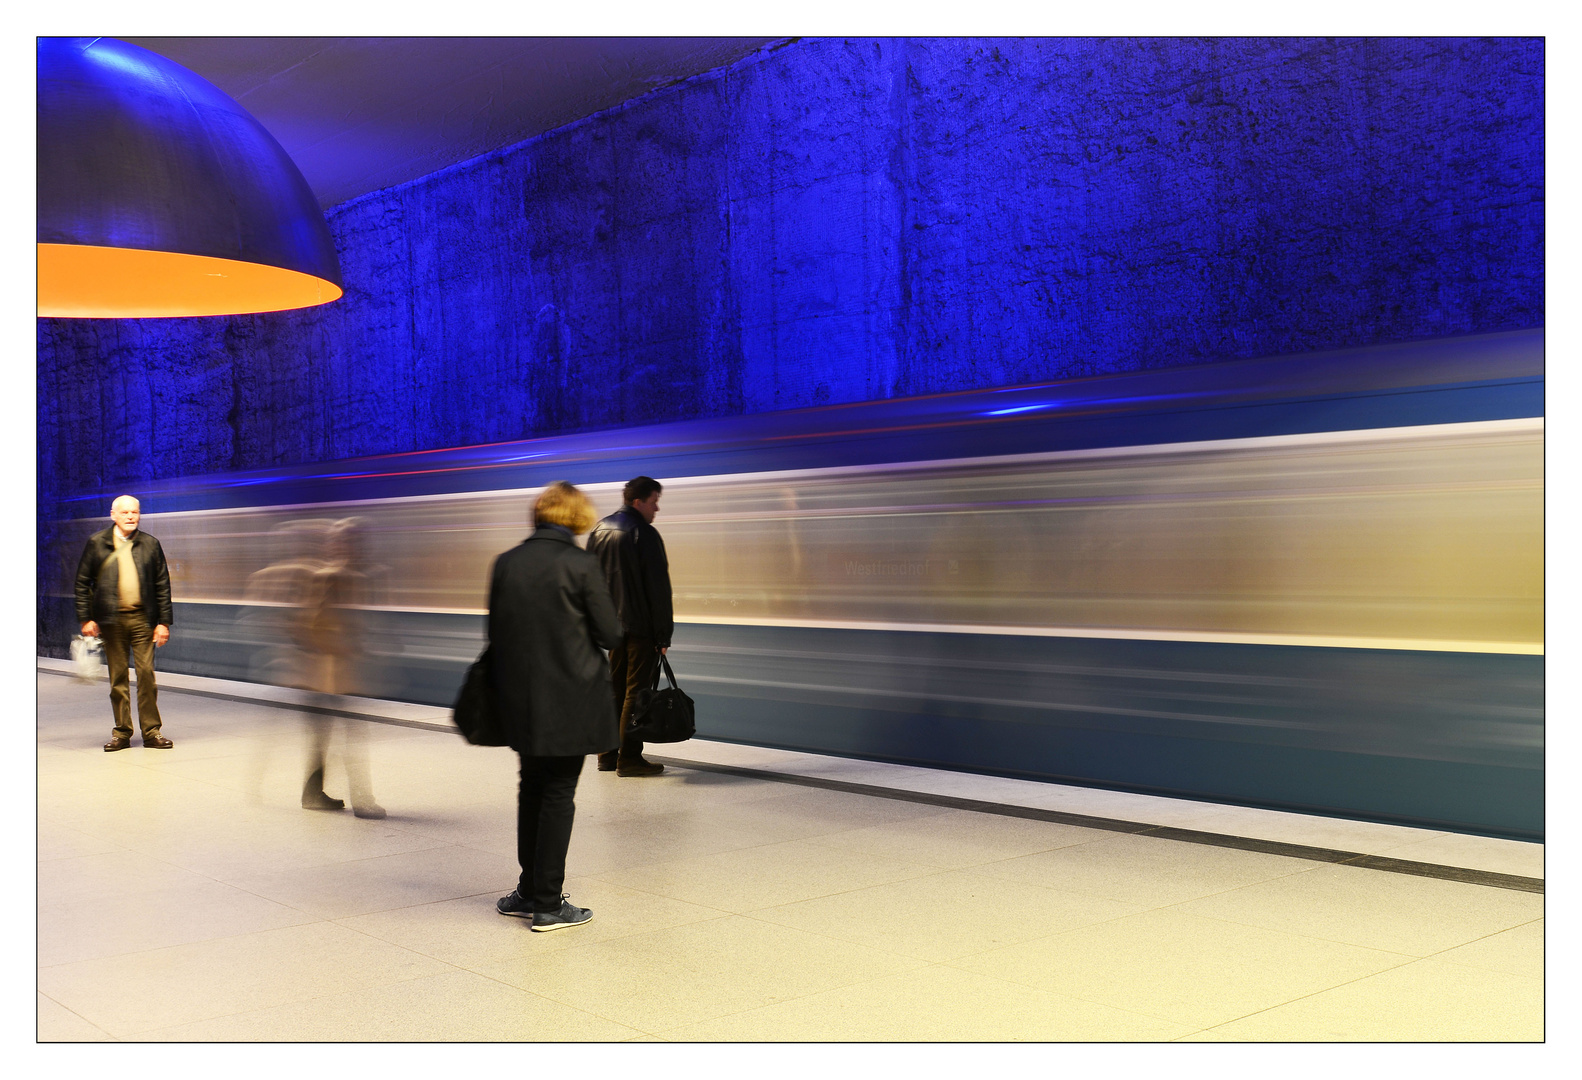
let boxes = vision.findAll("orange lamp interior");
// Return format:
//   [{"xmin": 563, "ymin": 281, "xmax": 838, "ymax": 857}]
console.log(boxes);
[{"xmin": 38, "ymin": 243, "xmax": 343, "ymax": 318}]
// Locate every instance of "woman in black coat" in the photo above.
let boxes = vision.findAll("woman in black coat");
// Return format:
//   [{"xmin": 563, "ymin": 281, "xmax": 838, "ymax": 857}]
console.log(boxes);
[{"xmin": 488, "ymin": 481, "xmax": 623, "ymax": 931}]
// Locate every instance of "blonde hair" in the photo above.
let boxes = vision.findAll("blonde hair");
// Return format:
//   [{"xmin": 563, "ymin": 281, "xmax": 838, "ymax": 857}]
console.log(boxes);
[{"xmin": 532, "ymin": 481, "xmax": 597, "ymax": 534}]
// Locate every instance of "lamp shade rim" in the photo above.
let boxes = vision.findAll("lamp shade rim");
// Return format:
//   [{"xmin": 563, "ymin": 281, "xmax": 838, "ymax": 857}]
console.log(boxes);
[{"xmin": 38, "ymin": 242, "xmax": 344, "ymax": 319}]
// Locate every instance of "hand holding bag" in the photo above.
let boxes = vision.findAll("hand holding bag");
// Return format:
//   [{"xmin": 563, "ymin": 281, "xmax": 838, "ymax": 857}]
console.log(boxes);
[
  {"xmin": 626, "ymin": 652, "xmax": 695, "ymax": 744},
  {"xmin": 453, "ymin": 647, "xmax": 510, "ymax": 747}
]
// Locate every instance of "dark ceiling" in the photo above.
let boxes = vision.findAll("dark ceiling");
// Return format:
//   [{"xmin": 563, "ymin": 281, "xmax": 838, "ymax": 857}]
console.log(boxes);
[{"xmin": 125, "ymin": 37, "xmax": 779, "ymax": 209}]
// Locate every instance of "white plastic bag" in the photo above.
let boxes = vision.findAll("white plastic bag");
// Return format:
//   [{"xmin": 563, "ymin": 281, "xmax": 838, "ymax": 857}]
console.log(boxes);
[{"xmin": 70, "ymin": 634, "xmax": 103, "ymax": 682}]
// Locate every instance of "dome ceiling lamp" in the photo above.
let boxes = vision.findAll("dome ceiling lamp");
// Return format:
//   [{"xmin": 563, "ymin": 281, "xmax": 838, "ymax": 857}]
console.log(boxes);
[{"xmin": 37, "ymin": 37, "xmax": 343, "ymax": 319}]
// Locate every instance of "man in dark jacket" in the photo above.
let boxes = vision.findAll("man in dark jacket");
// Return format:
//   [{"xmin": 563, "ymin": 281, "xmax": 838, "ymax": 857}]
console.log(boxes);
[
  {"xmin": 488, "ymin": 481, "xmax": 622, "ymax": 931},
  {"xmin": 585, "ymin": 475, "xmax": 672, "ymax": 777},
  {"xmin": 74, "ymin": 495, "xmax": 175, "ymax": 751}
]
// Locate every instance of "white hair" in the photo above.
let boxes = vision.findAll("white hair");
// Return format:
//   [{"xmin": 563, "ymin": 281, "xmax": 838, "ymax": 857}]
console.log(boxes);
[{"xmin": 111, "ymin": 495, "xmax": 140, "ymax": 512}]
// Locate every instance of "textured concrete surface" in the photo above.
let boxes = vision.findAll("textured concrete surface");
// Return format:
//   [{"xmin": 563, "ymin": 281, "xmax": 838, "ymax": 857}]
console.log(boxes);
[{"xmin": 38, "ymin": 37, "xmax": 1544, "ymax": 510}]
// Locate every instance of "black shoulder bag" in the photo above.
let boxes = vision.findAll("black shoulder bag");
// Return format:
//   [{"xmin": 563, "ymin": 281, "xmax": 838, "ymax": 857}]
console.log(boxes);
[
  {"xmin": 626, "ymin": 653, "xmax": 695, "ymax": 743},
  {"xmin": 453, "ymin": 647, "xmax": 510, "ymax": 747}
]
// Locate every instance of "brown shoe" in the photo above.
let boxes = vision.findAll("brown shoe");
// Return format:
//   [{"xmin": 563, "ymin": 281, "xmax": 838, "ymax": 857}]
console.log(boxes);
[
  {"xmin": 596, "ymin": 752, "xmax": 618, "ymax": 772},
  {"xmin": 616, "ymin": 758, "xmax": 664, "ymax": 777},
  {"xmin": 103, "ymin": 736, "xmax": 131, "ymax": 752},
  {"xmin": 142, "ymin": 734, "xmax": 174, "ymax": 749}
]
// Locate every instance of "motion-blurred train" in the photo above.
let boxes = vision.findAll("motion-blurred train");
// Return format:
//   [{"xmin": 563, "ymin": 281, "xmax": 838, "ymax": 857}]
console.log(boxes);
[{"xmin": 41, "ymin": 330, "xmax": 1543, "ymax": 839}]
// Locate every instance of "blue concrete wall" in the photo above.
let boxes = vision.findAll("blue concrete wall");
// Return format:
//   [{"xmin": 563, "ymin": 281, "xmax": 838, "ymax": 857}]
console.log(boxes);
[{"xmin": 38, "ymin": 36, "xmax": 1543, "ymax": 517}]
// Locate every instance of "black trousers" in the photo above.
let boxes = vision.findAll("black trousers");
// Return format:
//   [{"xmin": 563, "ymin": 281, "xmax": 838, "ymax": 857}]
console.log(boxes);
[
  {"xmin": 517, "ymin": 754, "xmax": 584, "ymax": 911},
  {"xmin": 601, "ymin": 636, "xmax": 660, "ymax": 766}
]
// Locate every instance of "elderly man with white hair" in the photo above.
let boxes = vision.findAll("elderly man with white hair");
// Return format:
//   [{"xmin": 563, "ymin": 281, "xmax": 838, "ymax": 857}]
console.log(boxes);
[{"xmin": 74, "ymin": 495, "xmax": 175, "ymax": 751}]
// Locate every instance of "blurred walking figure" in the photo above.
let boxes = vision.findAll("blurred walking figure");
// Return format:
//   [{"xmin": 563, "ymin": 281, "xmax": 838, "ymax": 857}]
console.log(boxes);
[
  {"xmin": 292, "ymin": 518, "xmax": 385, "ymax": 819},
  {"xmin": 240, "ymin": 520, "xmax": 328, "ymax": 685},
  {"xmin": 490, "ymin": 482, "xmax": 621, "ymax": 931},
  {"xmin": 74, "ymin": 496, "xmax": 175, "ymax": 751},
  {"xmin": 586, "ymin": 476, "xmax": 672, "ymax": 777},
  {"xmin": 238, "ymin": 520, "xmax": 327, "ymax": 803}
]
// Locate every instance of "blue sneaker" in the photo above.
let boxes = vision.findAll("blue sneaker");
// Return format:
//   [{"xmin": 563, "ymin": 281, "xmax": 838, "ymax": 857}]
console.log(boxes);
[{"xmin": 531, "ymin": 896, "xmax": 593, "ymax": 932}]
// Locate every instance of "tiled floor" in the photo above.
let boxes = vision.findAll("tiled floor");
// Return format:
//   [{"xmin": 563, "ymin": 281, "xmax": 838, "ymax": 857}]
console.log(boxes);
[{"xmin": 36, "ymin": 664, "xmax": 1543, "ymax": 1042}]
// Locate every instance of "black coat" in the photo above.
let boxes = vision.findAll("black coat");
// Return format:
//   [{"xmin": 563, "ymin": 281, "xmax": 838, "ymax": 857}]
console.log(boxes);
[
  {"xmin": 74, "ymin": 527, "xmax": 174, "ymax": 628},
  {"xmin": 585, "ymin": 507, "xmax": 674, "ymax": 647},
  {"xmin": 487, "ymin": 527, "xmax": 623, "ymax": 757}
]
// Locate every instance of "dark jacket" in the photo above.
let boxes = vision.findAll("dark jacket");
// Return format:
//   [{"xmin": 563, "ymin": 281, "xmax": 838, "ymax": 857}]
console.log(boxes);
[
  {"xmin": 74, "ymin": 526, "xmax": 174, "ymax": 628},
  {"xmin": 487, "ymin": 527, "xmax": 623, "ymax": 757},
  {"xmin": 585, "ymin": 507, "xmax": 674, "ymax": 647}
]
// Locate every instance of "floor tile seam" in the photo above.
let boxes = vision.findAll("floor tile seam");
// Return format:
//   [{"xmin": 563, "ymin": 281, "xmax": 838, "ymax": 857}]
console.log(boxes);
[
  {"xmin": 733, "ymin": 907, "xmax": 1140, "ymax": 971},
  {"xmin": 953, "ymin": 944, "xmax": 1422, "ymax": 1038},
  {"xmin": 1410, "ymin": 912, "xmax": 1548, "ymax": 958},
  {"xmin": 1412, "ymin": 955, "xmax": 1545, "ymax": 983},
  {"xmin": 575, "ymin": 843, "xmax": 853, "ymax": 887},
  {"xmin": 1019, "ymin": 859, "xmax": 1332, "ymax": 911},
  {"xmin": 765, "ymin": 832, "xmax": 972, "ymax": 871},
  {"xmin": 649, "ymin": 756, "xmax": 1546, "ymax": 893},
  {"xmin": 221, "ymin": 836, "xmax": 462, "ymax": 883},
  {"xmin": 581, "ymin": 833, "xmax": 953, "ymax": 880},
  {"xmin": 323, "ymin": 891, "xmax": 503, "ymax": 947},
  {"xmin": 498, "ymin": 906, "xmax": 749, "ymax": 961},
  {"xmin": 99, "ymin": 757, "xmax": 247, "ymax": 791},
  {"xmin": 415, "ymin": 960, "xmax": 655, "ymax": 1035},
  {"xmin": 956, "ymin": 833, "xmax": 1273, "ymax": 884},
  {"xmin": 560, "ymin": 876, "xmax": 744, "ymax": 924},
  {"xmin": 575, "ymin": 868, "xmax": 905, "ymax": 919},
  {"xmin": 490, "ymin": 912, "xmax": 744, "ymax": 962},
  {"xmin": 729, "ymin": 908, "xmax": 962, "ymax": 963},
  {"xmin": 474, "ymin": 950, "xmax": 808, "ymax": 1032},
  {"xmin": 794, "ymin": 855, "xmax": 1166, "ymax": 916},
  {"xmin": 788, "ymin": 840, "xmax": 1088, "ymax": 875},
  {"xmin": 1410, "ymin": 922, "xmax": 1547, "ymax": 980},
  {"xmin": 37, "ymin": 989, "xmax": 122, "ymax": 1041},
  {"xmin": 635, "ymin": 957, "xmax": 948, "ymax": 1039},
  {"xmin": 33, "ymin": 906, "xmax": 350, "ymax": 975},
  {"xmin": 937, "ymin": 896, "xmax": 1426, "ymax": 984},
  {"xmin": 1141, "ymin": 902, "xmax": 1433, "ymax": 963},
  {"xmin": 648, "ymin": 974, "xmax": 944, "ymax": 1040},
  {"xmin": 37, "ymin": 843, "xmax": 264, "ymax": 900},
  {"xmin": 1180, "ymin": 953, "xmax": 1464, "ymax": 1037},
  {"xmin": 928, "ymin": 952, "xmax": 1206, "ymax": 1030},
  {"xmin": 272, "ymin": 915, "xmax": 472, "ymax": 981},
  {"xmin": 113, "ymin": 957, "xmax": 469, "ymax": 1041},
  {"xmin": 962, "ymin": 853, "xmax": 1319, "ymax": 904},
  {"xmin": 694, "ymin": 862, "xmax": 972, "ymax": 912},
  {"xmin": 560, "ymin": 911, "xmax": 927, "ymax": 983},
  {"xmin": 929, "ymin": 899, "xmax": 1164, "ymax": 963}
]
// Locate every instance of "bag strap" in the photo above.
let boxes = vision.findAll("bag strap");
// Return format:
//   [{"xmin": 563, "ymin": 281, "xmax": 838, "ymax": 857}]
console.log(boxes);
[{"xmin": 649, "ymin": 650, "xmax": 679, "ymax": 691}]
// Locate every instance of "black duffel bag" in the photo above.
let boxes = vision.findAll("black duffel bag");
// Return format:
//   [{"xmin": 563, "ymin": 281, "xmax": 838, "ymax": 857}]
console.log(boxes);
[
  {"xmin": 626, "ymin": 653, "xmax": 695, "ymax": 743},
  {"xmin": 453, "ymin": 647, "xmax": 510, "ymax": 747}
]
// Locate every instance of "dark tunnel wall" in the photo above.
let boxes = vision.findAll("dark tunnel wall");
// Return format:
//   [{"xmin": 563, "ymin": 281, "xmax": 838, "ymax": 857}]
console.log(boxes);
[{"xmin": 38, "ymin": 37, "xmax": 1543, "ymax": 517}]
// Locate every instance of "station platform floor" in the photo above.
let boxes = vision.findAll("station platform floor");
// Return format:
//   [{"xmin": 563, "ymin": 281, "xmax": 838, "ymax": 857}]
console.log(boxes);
[{"xmin": 35, "ymin": 660, "xmax": 1544, "ymax": 1044}]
